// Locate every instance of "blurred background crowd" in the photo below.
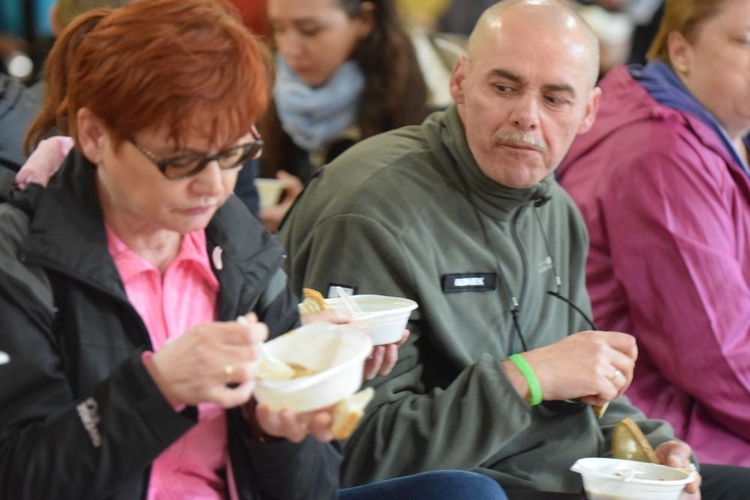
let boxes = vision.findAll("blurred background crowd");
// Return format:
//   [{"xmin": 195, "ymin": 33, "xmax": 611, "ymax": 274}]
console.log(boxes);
[
  {"xmin": 0, "ymin": 0, "xmax": 665, "ymax": 212},
  {"xmin": 0, "ymin": 0, "xmax": 664, "ymax": 84}
]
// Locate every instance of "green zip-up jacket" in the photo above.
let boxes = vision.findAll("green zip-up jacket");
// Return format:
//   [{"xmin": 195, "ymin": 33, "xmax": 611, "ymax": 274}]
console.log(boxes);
[{"xmin": 279, "ymin": 106, "xmax": 676, "ymax": 493}]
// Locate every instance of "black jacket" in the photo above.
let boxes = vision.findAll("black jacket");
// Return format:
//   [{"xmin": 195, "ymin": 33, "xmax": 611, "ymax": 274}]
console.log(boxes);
[{"xmin": 0, "ymin": 151, "xmax": 341, "ymax": 499}]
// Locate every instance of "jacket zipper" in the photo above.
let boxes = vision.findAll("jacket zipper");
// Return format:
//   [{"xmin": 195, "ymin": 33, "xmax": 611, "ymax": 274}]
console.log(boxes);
[{"xmin": 510, "ymin": 203, "xmax": 530, "ymax": 314}]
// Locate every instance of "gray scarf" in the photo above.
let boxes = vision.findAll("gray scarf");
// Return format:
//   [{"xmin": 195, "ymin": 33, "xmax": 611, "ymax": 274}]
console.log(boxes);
[{"xmin": 274, "ymin": 54, "xmax": 365, "ymax": 152}]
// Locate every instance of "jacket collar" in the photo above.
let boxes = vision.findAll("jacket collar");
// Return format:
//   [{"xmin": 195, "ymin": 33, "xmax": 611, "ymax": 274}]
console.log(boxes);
[
  {"xmin": 634, "ymin": 61, "xmax": 750, "ymax": 175},
  {"xmin": 425, "ymin": 105, "xmax": 551, "ymax": 221},
  {"xmin": 19, "ymin": 149, "xmax": 284, "ymax": 319}
]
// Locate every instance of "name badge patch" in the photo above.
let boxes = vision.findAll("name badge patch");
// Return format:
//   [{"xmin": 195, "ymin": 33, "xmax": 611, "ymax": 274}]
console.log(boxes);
[
  {"xmin": 441, "ymin": 273, "xmax": 497, "ymax": 293},
  {"xmin": 327, "ymin": 284, "xmax": 356, "ymax": 298}
]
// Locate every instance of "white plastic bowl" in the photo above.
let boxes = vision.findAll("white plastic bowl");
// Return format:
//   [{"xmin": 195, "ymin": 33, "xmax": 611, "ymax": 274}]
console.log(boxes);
[
  {"xmin": 571, "ymin": 457, "xmax": 696, "ymax": 500},
  {"xmin": 325, "ymin": 294, "xmax": 418, "ymax": 345},
  {"xmin": 254, "ymin": 322, "xmax": 372, "ymax": 412},
  {"xmin": 254, "ymin": 178, "xmax": 285, "ymax": 208}
]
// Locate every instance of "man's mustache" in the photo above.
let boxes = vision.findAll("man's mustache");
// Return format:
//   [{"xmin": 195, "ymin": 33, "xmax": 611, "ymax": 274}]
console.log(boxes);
[{"xmin": 493, "ymin": 132, "xmax": 547, "ymax": 153}]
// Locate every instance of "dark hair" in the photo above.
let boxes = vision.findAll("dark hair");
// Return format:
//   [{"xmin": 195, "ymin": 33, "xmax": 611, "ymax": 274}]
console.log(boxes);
[
  {"xmin": 259, "ymin": 0, "xmax": 429, "ymax": 178},
  {"xmin": 26, "ymin": 0, "xmax": 272, "ymax": 154}
]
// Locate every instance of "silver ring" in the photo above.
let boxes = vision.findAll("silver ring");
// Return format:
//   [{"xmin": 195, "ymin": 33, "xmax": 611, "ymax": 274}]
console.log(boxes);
[{"xmin": 610, "ymin": 369, "xmax": 622, "ymax": 381}]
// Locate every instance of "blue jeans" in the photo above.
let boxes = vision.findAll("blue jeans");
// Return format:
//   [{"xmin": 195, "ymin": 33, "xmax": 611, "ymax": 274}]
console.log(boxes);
[{"xmin": 339, "ymin": 470, "xmax": 508, "ymax": 500}]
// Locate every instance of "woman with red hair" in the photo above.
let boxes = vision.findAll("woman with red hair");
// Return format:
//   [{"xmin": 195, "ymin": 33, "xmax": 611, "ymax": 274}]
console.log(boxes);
[
  {"xmin": 0, "ymin": 1, "xmax": 341, "ymax": 498},
  {"xmin": 0, "ymin": 1, "xmax": 509, "ymax": 499}
]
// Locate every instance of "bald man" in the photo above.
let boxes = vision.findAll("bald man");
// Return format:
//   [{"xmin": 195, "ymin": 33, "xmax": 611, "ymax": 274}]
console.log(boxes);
[{"xmin": 279, "ymin": 0, "xmax": 712, "ymax": 496}]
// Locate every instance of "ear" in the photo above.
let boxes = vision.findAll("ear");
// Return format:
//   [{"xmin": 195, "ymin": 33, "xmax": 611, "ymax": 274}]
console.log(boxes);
[
  {"xmin": 355, "ymin": 1, "xmax": 376, "ymax": 39},
  {"xmin": 76, "ymin": 107, "xmax": 111, "ymax": 164},
  {"xmin": 576, "ymin": 86, "xmax": 601, "ymax": 135},
  {"xmin": 667, "ymin": 30, "xmax": 690, "ymax": 72},
  {"xmin": 449, "ymin": 56, "xmax": 468, "ymax": 104}
]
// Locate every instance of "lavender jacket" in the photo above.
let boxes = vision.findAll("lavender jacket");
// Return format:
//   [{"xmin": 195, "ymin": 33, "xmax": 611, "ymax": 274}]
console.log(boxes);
[{"xmin": 558, "ymin": 64, "xmax": 750, "ymax": 466}]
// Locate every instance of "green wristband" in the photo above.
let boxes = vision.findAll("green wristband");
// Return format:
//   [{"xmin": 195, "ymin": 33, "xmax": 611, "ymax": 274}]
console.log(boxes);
[{"xmin": 508, "ymin": 354, "xmax": 543, "ymax": 406}]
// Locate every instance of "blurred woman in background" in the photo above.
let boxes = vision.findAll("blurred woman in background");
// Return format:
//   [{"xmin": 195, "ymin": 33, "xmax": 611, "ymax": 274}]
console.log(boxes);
[
  {"xmin": 258, "ymin": 0, "xmax": 432, "ymax": 232},
  {"xmin": 559, "ymin": 0, "xmax": 750, "ymax": 470}
]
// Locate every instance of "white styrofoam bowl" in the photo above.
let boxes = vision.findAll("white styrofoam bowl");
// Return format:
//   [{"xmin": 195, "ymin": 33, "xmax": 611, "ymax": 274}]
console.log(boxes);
[
  {"xmin": 325, "ymin": 294, "xmax": 418, "ymax": 345},
  {"xmin": 571, "ymin": 457, "xmax": 696, "ymax": 500},
  {"xmin": 254, "ymin": 322, "xmax": 372, "ymax": 412}
]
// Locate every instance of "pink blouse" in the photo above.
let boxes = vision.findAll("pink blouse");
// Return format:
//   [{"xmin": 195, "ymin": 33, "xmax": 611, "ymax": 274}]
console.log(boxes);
[{"xmin": 107, "ymin": 226, "xmax": 227, "ymax": 500}]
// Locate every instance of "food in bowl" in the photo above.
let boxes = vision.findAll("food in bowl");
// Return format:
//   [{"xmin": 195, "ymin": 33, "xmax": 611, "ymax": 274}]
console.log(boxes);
[
  {"xmin": 324, "ymin": 294, "xmax": 419, "ymax": 345},
  {"xmin": 571, "ymin": 457, "xmax": 696, "ymax": 500},
  {"xmin": 257, "ymin": 360, "xmax": 316, "ymax": 381},
  {"xmin": 254, "ymin": 322, "xmax": 372, "ymax": 414}
]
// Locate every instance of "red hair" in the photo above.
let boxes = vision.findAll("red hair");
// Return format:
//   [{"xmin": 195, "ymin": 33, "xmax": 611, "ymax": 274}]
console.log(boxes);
[{"xmin": 26, "ymin": 0, "xmax": 272, "ymax": 153}]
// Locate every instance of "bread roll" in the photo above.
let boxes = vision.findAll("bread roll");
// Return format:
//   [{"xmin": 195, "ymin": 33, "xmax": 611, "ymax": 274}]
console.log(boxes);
[
  {"xmin": 612, "ymin": 417, "xmax": 659, "ymax": 463},
  {"xmin": 331, "ymin": 387, "xmax": 374, "ymax": 440},
  {"xmin": 593, "ymin": 402, "xmax": 609, "ymax": 418},
  {"xmin": 299, "ymin": 288, "xmax": 327, "ymax": 315}
]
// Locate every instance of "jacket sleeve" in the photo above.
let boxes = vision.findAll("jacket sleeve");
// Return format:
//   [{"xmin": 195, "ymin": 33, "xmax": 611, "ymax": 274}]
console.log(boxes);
[
  {"xmin": 282, "ymin": 213, "xmax": 538, "ymax": 484},
  {"xmin": 599, "ymin": 133, "xmax": 750, "ymax": 441},
  {"xmin": 0, "ymin": 303, "xmax": 195, "ymax": 499}
]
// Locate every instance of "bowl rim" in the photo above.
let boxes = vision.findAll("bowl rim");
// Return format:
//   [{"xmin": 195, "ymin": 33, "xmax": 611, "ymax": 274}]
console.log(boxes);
[
  {"xmin": 325, "ymin": 294, "xmax": 418, "ymax": 315},
  {"xmin": 571, "ymin": 458, "xmax": 695, "ymax": 486}
]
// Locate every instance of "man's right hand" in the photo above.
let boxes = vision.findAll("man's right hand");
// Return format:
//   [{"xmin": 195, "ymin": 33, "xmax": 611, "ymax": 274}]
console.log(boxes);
[{"xmin": 501, "ymin": 330, "xmax": 638, "ymax": 405}]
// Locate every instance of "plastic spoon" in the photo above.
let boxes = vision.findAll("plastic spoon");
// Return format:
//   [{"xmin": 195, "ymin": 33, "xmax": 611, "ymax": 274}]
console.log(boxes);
[{"xmin": 334, "ymin": 286, "xmax": 363, "ymax": 313}]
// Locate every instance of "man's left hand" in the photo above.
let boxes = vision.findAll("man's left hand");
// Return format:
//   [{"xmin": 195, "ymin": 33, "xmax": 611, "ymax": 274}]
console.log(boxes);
[
  {"xmin": 363, "ymin": 330, "xmax": 409, "ymax": 380},
  {"xmin": 654, "ymin": 441, "xmax": 701, "ymax": 499}
]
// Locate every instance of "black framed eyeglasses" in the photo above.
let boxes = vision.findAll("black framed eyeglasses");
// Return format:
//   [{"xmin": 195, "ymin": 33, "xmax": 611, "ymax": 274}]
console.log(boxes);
[{"xmin": 129, "ymin": 133, "xmax": 263, "ymax": 180}]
